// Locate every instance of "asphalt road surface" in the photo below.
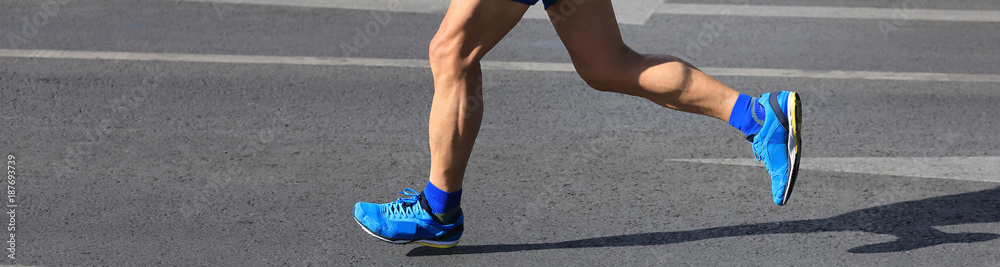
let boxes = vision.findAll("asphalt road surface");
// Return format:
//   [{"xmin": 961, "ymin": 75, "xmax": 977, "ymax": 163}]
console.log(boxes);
[{"xmin": 2, "ymin": 0, "xmax": 999, "ymax": 265}]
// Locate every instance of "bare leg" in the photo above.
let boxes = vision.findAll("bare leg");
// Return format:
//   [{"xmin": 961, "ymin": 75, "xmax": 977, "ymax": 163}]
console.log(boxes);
[
  {"xmin": 547, "ymin": 0, "xmax": 740, "ymax": 121},
  {"xmin": 427, "ymin": 0, "xmax": 530, "ymax": 192}
]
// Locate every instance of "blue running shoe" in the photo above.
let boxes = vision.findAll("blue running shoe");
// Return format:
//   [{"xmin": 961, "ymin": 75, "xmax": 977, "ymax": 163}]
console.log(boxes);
[
  {"xmin": 353, "ymin": 188, "xmax": 464, "ymax": 248},
  {"xmin": 750, "ymin": 91, "xmax": 802, "ymax": 206}
]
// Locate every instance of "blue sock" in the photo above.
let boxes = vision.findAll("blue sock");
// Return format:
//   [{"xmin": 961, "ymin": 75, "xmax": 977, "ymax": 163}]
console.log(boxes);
[
  {"xmin": 728, "ymin": 94, "xmax": 766, "ymax": 138},
  {"xmin": 422, "ymin": 181, "xmax": 462, "ymax": 223}
]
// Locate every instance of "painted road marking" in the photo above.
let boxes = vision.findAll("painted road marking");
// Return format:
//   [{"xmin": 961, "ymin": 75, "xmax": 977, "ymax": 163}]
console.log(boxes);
[
  {"xmin": 655, "ymin": 4, "xmax": 1000, "ymax": 22},
  {"xmin": 0, "ymin": 49, "xmax": 429, "ymax": 68},
  {"xmin": 181, "ymin": 0, "xmax": 451, "ymax": 14},
  {"xmin": 665, "ymin": 157, "xmax": 1000, "ymax": 183},
  {"xmin": 177, "ymin": 0, "xmax": 1000, "ymax": 24},
  {"xmin": 521, "ymin": 0, "xmax": 663, "ymax": 25},
  {"xmin": 697, "ymin": 67, "xmax": 1000, "ymax": 83},
  {"xmin": 176, "ymin": 0, "xmax": 663, "ymax": 25},
  {"xmin": 3, "ymin": 48, "xmax": 996, "ymax": 182},
  {"xmin": 3, "ymin": 49, "xmax": 999, "ymax": 83}
]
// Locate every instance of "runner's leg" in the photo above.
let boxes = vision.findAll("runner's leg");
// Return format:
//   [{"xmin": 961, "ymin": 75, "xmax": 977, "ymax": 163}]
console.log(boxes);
[
  {"xmin": 546, "ymin": 0, "xmax": 740, "ymax": 121},
  {"xmin": 546, "ymin": 0, "xmax": 802, "ymax": 206},
  {"xmin": 427, "ymin": 0, "xmax": 530, "ymax": 192}
]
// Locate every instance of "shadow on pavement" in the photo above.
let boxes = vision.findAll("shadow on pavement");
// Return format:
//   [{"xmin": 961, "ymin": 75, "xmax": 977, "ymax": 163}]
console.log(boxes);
[{"xmin": 408, "ymin": 186, "xmax": 1000, "ymax": 256}]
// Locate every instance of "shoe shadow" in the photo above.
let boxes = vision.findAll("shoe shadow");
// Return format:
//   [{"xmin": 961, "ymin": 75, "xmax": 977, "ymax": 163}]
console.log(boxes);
[{"xmin": 407, "ymin": 186, "xmax": 1000, "ymax": 256}]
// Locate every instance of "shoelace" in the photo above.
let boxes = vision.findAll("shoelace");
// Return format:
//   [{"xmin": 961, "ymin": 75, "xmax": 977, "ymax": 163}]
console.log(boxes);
[
  {"xmin": 753, "ymin": 146, "xmax": 765, "ymax": 162},
  {"xmin": 382, "ymin": 188, "xmax": 422, "ymax": 219}
]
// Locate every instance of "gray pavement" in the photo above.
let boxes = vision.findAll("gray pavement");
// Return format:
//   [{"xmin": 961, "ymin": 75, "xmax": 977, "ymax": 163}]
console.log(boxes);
[{"xmin": 1, "ymin": 0, "xmax": 999, "ymax": 266}]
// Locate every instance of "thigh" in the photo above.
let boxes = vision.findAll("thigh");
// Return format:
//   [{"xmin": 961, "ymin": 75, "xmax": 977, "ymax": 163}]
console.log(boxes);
[
  {"xmin": 546, "ymin": 0, "xmax": 630, "ymax": 67},
  {"xmin": 431, "ymin": 0, "xmax": 531, "ymax": 62}
]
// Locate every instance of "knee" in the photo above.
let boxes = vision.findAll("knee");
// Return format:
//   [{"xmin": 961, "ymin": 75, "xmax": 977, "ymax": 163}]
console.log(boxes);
[
  {"xmin": 428, "ymin": 37, "xmax": 483, "ymax": 97},
  {"xmin": 428, "ymin": 37, "xmax": 476, "ymax": 73},
  {"xmin": 427, "ymin": 37, "xmax": 453, "ymax": 67}
]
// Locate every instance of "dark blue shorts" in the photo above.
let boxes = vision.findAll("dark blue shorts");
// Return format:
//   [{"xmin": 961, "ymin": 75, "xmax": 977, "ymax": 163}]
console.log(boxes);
[{"xmin": 509, "ymin": 0, "xmax": 558, "ymax": 10}]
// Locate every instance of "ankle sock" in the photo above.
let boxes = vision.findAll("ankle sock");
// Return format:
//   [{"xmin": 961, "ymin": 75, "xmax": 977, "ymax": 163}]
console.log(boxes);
[
  {"xmin": 422, "ymin": 181, "xmax": 462, "ymax": 224},
  {"xmin": 729, "ymin": 93, "xmax": 766, "ymax": 138}
]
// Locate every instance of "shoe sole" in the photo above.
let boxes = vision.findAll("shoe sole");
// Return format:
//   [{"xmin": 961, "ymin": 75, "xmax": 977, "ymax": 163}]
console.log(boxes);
[
  {"xmin": 353, "ymin": 217, "xmax": 460, "ymax": 248},
  {"xmin": 780, "ymin": 92, "xmax": 802, "ymax": 206}
]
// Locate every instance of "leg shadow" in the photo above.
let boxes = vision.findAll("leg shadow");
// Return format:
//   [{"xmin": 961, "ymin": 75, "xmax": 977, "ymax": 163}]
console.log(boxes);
[{"xmin": 408, "ymin": 186, "xmax": 1000, "ymax": 256}]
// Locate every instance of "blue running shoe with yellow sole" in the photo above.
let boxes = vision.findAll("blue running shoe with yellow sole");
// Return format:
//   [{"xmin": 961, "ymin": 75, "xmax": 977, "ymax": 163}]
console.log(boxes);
[
  {"xmin": 353, "ymin": 188, "xmax": 463, "ymax": 248},
  {"xmin": 750, "ymin": 91, "xmax": 802, "ymax": 206}
]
